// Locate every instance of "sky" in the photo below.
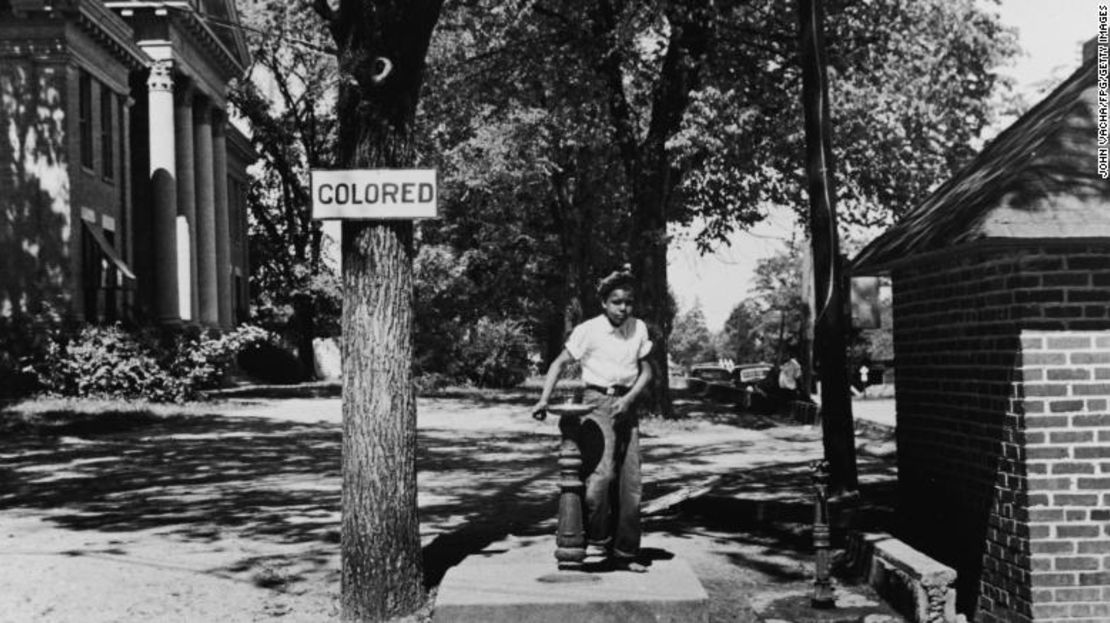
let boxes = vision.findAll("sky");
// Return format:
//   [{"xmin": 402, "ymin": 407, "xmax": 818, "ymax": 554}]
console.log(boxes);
[{"xmin": 669, "ymin": 0, "xmax": 1099, "ymax": 332}]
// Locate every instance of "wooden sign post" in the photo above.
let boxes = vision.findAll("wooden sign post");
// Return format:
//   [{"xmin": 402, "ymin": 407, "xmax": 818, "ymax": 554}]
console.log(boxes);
[{"xmin": 312, "ymin": 168, "xmax": 436, "ymax": 619}]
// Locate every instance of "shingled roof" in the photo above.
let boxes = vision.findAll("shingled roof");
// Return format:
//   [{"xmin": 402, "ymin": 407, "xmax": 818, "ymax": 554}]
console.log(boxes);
[{"xmin": 853, "ymin": 58, "xmax": 1110, "ymax": 275}]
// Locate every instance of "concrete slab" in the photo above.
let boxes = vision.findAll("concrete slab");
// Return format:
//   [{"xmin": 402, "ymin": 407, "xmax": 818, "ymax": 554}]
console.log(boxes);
[{"xmin": 433, "ymin": 537, "xmax": 709, "ymax": 623}]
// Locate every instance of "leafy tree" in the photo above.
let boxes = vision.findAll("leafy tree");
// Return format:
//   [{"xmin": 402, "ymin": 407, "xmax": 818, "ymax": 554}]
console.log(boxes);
[
  {"xmin": 719, "ymin": 300, "xmax": 769, "ymax": 363},
  {"xmin": 748, "ymin": 244, "xmax": 807, "ymax": 361},
  {"xmin": 230, "ymin": 0, "xmax": 340, "ymax": 374},
  {"xmin": 668, "ymin": 303, "xmax": 717, "ymax": 367},
  {"xmin": 418, "ymin": 3, "xmax": 632, "ymax": 367},
  {"xmin": 420, "ymin": 0, "xmax": 1016, "ymax": 415}
]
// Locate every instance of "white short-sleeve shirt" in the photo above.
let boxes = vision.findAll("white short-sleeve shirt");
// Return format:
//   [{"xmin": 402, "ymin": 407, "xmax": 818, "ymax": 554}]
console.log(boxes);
[{"xmin": 565, "ymin": 315, "xmax": 653, "ymax": 387}]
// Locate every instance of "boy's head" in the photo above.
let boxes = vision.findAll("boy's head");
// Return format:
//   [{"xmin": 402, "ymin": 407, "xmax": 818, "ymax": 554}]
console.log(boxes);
[{"xmin": 598, "ymin": 265, "xmax": 635, "ymax": 326}]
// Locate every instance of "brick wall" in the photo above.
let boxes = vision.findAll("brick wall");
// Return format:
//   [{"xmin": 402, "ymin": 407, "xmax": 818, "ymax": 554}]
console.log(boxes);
[
  {"xmin": 1021, "ymin": 331, "xmax": 1110, "ymax": 623},
  {"xmin": 0, "ymin": 36, "xmax": 73, "ymax": 318},
  {"xmin": 891, "ymin": 243, "xmax": 1110, "ymax": 622},
  {"xmin": 1, "ymin": 16, "xmax": 132, "ymax": 321}
]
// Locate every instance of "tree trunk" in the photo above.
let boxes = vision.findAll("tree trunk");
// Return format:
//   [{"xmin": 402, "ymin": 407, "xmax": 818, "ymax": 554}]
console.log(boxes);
[
  {"xmin": 629, "ymin": 157, "xmax": 675, "ymax": 418},
  {"xmin": 292, "ymin": 292, "xmax": 317, "ymax": 380},
  {"xmin": 591, "ymin": 0, "xmax": 713, "ymax": 418},
  {"xmin": 341, "ymin": 221, "xmax": 422, "ymax": 620},
  {"xmin": 799, "ymin": 0, "xmax": 858, "ymax": 492},
  {"xmin": 314, "ymin": 1, "xmax": 443, "ymax": 619}
]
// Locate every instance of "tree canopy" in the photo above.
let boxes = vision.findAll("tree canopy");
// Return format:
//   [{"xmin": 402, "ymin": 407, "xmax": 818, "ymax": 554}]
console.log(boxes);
[
  {"xmin": 238, "ymin": 0, "xmax": 1019, "ymax": 390},
  {"xmin": 411, "ymin": 0, "xmax": 1017, "ymax": 387}
]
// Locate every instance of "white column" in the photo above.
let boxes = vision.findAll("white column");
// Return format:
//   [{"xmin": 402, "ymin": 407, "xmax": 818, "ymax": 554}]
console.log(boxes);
[
  {"xmin": 173, "ymin": 80, "xmax": 196, "ymax": 321},
  {"xmin": 212, "ymin": 111, "xmax": 232, "ymax": 328},
  {"xmin": 147, "ymin": 59, "xmax": 179, "ymax": 323},
  {"xmin": 193, "ymin": 99, "xmax": 219, "ymax": 326}
]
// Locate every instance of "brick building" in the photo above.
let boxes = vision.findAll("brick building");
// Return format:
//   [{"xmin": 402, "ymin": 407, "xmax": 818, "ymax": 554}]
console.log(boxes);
[
  {"xmin": 0, "ymin": 0, "xmax": 253, "ymax": 328},
  {"xmin": 854, "ymin": 53, "xmax": 1110, "ymax": 622}
]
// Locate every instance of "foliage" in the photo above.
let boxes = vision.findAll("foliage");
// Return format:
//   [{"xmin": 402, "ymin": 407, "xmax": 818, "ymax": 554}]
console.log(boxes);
[
  {"xmin": 419, "ymin": 13, "xmax": 632, "ymax": 365},
  {"xmin": 454, "ymin": 317, "xmax": 532, "ymax": 389},
  {"xmin": 229, "ymin": 0, "xmax": 340, "ymax": 369},
  {"xmin": 718, "ymin": 245, "xmax": 807, "ymax": 365},
  {"xmin": 0, "ymin": 313, "xmax": 71, "ymax": 398},
  {"xmin": 420, "ymin": 0, "xmax": 1018, "ymax": 412},
  {"xmin": 40, "ymin": 326, "xmax": 181, "ymax": 401},
  {"xmin": 730, "ymin": 244, "xmax": 894, "ymax": 369},
  {"xmin": 412, "ymin": 244, "xmax": 471, "ymax": 375},
  {"xmin": 671, "ymin": 0, "xmax": 1020, "ymax": 245},
  {"xmin": 235, "ymin": 339, "xmax": 309, "ymax": 385},
  {"xmin": 718, "ymin": 300, "xmax": 771, "ymax": 363},
  {"xmin": 668, "ymin": 304, "xmax": 717, "ymax": 367},
  {"xmin": 38, "ymin": 324, "xmax": 277, "ymax": 403},
  {"xmin": 161, "ymin": 324, "xmax": 277, "ymax": 392}
]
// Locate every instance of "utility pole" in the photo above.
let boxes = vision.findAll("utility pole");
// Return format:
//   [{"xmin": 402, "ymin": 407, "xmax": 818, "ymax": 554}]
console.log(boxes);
[{"xmin": 798, "ymin": 0, "xmax": 858, "ymax": 492}]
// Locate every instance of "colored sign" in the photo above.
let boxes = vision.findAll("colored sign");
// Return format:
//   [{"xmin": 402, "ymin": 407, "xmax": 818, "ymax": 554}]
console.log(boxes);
[{"xmin": 311, "ymin": 169, "xmax": 437, "ymax": 220}]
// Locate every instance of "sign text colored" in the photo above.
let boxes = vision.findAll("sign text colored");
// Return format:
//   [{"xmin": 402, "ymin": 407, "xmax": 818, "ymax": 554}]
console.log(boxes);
[{"xmin": 311, "ymin": 169, "xmax": 437, "ymax": 220}]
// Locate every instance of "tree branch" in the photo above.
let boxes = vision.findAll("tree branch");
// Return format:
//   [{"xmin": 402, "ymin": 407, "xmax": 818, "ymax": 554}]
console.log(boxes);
[{"xmin": 590, "ymin": 0, "xmax": 641, "ymax": 180}]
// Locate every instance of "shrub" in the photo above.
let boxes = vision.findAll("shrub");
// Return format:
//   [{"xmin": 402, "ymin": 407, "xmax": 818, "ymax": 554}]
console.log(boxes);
[
  {"xmin": 454, "ymin": 317, "xmax": 531, "ymax": 389},
  {"xmin": 41, "ymin": 325, "xmax": 185, "ymax": 402},
  {"xmin": 39, "ymin": 323, "xmax": 280, "ymax": 402},
  {"xmin": 236, "ymin": 339, "xmax": 308, "ymax": 384},
  {"xmin": 413, "ymin": 371, "xmax": 457, "ymax": 394},
  {"xmin": 163, "ymin": 324, "xmax": 276, "ymax": 392},
  {"xmin": 0, "ymin": 313, "xmax": 70, "ymax": 399}
]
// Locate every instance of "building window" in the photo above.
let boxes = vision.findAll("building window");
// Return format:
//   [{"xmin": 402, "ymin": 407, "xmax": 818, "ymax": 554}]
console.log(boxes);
[
  {"xmin": 81, "ymin": 224, "xmax": 104, "ymax": 321},
  {"xmin": 78, "ymin": 71, "xmax": 93, "ymax": 169},
  {"xmin": 101, "ymin": 87, "xmax": 113, "ymax": 180}
]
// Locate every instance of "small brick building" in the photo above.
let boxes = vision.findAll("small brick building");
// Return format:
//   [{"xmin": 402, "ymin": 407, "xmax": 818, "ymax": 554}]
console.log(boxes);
[{"xmin": 854, "ymin": 55, "xmax": 1110, "ymax": 622}]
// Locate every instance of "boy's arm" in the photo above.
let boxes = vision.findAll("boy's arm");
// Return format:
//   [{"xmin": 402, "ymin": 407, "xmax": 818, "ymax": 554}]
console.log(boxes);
[
  {"xmin": 533, "ymin": 349, "xmax": 573, "ymax": 420},
  {"xmin": 615, "ymin": 357, "xmax": 654, "ymax": 416}
]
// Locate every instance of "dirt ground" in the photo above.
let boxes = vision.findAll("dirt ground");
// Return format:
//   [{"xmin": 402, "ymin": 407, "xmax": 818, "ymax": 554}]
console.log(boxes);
[{"xmin": 0, "ymin": 391, "xmax": 898, "ymax": 622}]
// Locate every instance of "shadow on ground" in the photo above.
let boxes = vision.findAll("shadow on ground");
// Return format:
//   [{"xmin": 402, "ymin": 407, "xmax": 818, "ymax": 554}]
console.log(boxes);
[{"xmin": 0, "ymin": 396, "xmax": 899, "ymax": 600}]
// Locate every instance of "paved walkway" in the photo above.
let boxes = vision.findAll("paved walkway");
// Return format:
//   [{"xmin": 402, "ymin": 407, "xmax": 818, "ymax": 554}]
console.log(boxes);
[
  {"xmin": 850, "ymin": 398, "xmax": 896, "ymax": 430},
  {"xmin": 0, "ymin": 392, "xmax": 899, "ymax": 622}
]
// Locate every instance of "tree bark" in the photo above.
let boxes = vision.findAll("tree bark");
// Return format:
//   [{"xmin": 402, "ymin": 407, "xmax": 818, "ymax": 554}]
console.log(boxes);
[
  {"xmin": 592, "ymin": 0, "xmax": 714, "ymax": 418},
  {"xmin": 799, "ymin": 0, "xmax": 858, "ymax": 492},
  {"xmin": 340, "ymin": 221, "xmax": 422, "ymax": 620},
  {"xmin": 315, "ymin": 1, "xmax": 443, "ymax": 619},
  {"xmin": 549, "ymin": 168, "xmax": 591, "ymax": 359}
]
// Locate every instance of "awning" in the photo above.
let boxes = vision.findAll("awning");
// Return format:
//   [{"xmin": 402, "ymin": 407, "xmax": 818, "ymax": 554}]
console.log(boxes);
[{"xmin": 83, "ymin": 220, "xmax": 136, "ymax": 280}]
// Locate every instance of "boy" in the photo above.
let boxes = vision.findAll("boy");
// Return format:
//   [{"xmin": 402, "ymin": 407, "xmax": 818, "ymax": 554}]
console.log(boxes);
[{"xmin": 532, "ymin": 266, "xmax": 654, "ymax": 572}]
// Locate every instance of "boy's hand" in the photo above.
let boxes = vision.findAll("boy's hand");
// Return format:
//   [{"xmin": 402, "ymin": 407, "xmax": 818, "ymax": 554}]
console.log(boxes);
[
  {"xmin": 612, "ymin": 396, "xmax": 633, "ymax": 419},
  {"xmin": 532, "ymin": 400, "xmax": 549, "ymax": 421}
]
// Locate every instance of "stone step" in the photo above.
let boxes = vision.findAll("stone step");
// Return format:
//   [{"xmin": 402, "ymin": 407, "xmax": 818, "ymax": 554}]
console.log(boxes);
[{"xmin": 433, "ymin": 536, "xmax": 709, "ymax": 623}]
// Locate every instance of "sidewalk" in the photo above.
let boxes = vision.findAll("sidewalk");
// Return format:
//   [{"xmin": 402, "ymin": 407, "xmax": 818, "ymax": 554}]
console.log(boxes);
[
  {"xmin": 0, "ymin": 391, "xmax": 901, "ymax": 622},
  {"xmin": 850, "ymin": 397, "xmax": 896, "ymax": 430}
]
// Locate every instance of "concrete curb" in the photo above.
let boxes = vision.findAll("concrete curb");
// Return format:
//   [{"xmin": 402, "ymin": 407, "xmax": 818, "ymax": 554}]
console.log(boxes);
[{"xmin": 845, "ymin": 532, "xmax": 960, "ymax": 623}]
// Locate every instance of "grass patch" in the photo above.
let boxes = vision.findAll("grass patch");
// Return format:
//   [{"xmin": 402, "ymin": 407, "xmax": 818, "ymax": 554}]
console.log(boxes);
[{"xmin": 0, "ymin": 396, "xmax": 213, "ymax": 436}]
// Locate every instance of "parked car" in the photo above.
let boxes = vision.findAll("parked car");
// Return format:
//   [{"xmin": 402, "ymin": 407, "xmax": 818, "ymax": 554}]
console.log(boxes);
[
  {"xmin": 685, "ymin": 363, "xmax": 733, "ymax": 397},
  {"xmin": 730, "ymin": 362, "xmax": 774, "ymax": 389},
  {"xmin": 729, "ymin": 363, "xmax": 775, "ymax": 409}
]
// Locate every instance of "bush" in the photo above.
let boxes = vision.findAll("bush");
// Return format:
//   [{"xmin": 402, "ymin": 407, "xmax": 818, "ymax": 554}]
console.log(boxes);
[
  {"xmin": 454, "ymin": 317, "xmax": 531, "ymax": 388},
  {"xmin": 413, "ymin": 371, "xmax": 457, "ymax": 394},
  {"xmin": 236, "ymin": 339, "xmax": 308, "ymax": 385},
  {"xmin": 162, "ymin": 324, "xmax": 276, "ymax": 392},
  {"xmin": 0, "ymin": 313, "xmax": 71, "ymax": 399},
  {"xmin": 38, "ymin": 323, "xmax": 279, "ymax": 402},
  {"xmin": 41, "ymin": 325, "xmax": 185, "ymax": 402}
]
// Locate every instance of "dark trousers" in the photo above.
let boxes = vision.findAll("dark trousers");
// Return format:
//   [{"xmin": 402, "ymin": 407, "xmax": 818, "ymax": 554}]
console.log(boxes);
[{"xmin": 579, "ymin": 388, "xmax": 642, "ymax": 558}]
